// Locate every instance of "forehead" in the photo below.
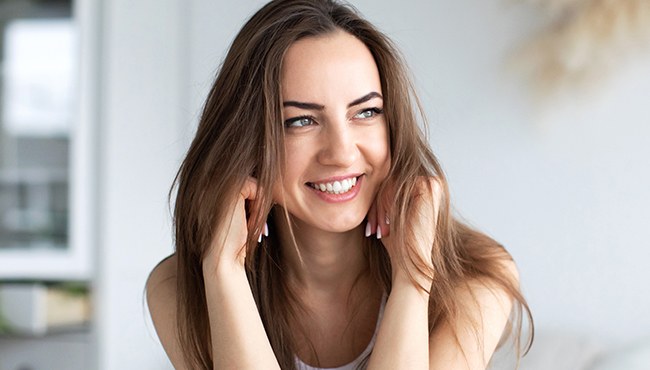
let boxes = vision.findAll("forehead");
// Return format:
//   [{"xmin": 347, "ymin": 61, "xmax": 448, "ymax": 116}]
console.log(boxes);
[{"xmin": 281, "ymin": 31, "xmax": 382, "ymax": 102}]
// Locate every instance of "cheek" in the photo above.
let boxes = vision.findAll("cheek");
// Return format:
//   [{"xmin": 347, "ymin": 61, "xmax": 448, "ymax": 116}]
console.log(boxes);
[
  {"xmin": 271, "ymin": 141, "xmax": 306, "ymax": 204},
  {"xmin": 271, "ymin": 181, "xmax": 285, "ymax": 205},
  {"xmin": 281, "ymin": 145, "xmax": 303, "ymax": 183},
  {"xmin": 377, "ymin": 146, "xmax": 391, "ymax": 180},
  {"xmin": 368, "ymin": 126, "xmax": 391, "ymax": 176}
]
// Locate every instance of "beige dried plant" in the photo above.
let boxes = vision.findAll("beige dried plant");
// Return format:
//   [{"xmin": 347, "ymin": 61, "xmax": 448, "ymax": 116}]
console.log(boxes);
[
  {"xmin": 511, "ymin": 0, "xmax": 650, "ymax": 98},
  {"xmin": 517, "ymin": 0, "xmax": 590, "ymax": 13}
]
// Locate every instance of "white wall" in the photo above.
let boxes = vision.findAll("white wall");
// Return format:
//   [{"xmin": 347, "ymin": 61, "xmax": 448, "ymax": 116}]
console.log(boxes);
[
  {"xmin": 95, "ymin": 0, "xmax": 650, "ymax": 368},
  {"xmin": 95, "ymin": 0, "xmax": 186, "ymax": 368}
]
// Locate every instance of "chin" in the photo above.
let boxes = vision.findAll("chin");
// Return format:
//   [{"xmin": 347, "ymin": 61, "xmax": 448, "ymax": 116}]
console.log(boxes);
[{"xmin": 318, "ymin": 216, "xmax": 365, "ymax": 233}]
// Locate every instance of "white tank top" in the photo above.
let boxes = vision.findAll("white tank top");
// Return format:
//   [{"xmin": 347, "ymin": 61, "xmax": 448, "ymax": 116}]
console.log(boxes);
[{"xmin": 294, "ymin": 295, "xmax": 387, "ymax": 370}]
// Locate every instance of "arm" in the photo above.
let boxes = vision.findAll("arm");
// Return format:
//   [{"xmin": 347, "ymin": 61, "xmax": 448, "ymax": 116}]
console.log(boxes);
[
  {"xmin": 201, "ymin": 178, "xmax": 280, "ymax": 369},
  {"xmin": 427, "ymin": 268, "xmax": 516, "ymax": 369},
  {"xmin": 366, "ymin": 272, "xmax": 431, "ymax": 369},
  {"xmin": 147, "ymin": 255, "xmax": 281, "ymax": 370},
  {"xmin": 366, "ymin": 177, "xmax": 516, "ymax": 369},
  {"xmin": 366, "ymin": 177, "xmax": 437, "ymax": 369},
  {"xmin": 367, "ymin": 262, "xmax": 516, "ymax": 370},
  {"xmin": 203, "ymin": 259, "xmax": 281, "ymax": 369},
  {"xmin": 146, "ymin": 254, "xmax": 187, "ymax": 369},
  {"xmin": 147, "ymin": 178, "xmax": 280, "ymax": 369}
]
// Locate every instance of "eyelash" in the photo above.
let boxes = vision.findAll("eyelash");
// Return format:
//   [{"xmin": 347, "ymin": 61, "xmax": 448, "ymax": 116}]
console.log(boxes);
[
  {"xmin": 284, "ymin": 115, "xmax": 314, "ymax": 128},
  {"xmin": 354, "ymin": 107, "xmax": 383, "ymax": 119},
  {"xmin": 283, "ymin": 107, "xmax": 384, "ymax": 128}
]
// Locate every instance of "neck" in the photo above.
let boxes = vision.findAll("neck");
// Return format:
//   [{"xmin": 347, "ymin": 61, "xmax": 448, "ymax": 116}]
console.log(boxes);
[{"xmin": 272, "ymin": 207, "xmax": 370, "ymax": 300}]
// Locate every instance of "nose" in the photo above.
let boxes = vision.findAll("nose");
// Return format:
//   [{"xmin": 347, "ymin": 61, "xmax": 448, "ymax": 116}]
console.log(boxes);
[{"xmin": 317, "ymin": 122, "xmax": 359, "ymax": 168}]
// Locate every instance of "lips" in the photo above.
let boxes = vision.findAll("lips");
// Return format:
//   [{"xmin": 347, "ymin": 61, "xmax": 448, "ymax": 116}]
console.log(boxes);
[{"xmin": 305, "ymin": 175, "xmax": 363, "ymax": 204}]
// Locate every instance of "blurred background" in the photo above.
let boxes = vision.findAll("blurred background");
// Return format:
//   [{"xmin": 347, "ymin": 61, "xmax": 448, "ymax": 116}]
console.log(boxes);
[{"xmin": 0, "ymin": 0, "xmax": 648, "ymax": 369}]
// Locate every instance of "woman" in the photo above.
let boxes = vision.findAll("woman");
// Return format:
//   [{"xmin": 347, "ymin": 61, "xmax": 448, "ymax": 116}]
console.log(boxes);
[{"xmin": 146, "ymin": 0, "xmax": 533, "ymax": 369}]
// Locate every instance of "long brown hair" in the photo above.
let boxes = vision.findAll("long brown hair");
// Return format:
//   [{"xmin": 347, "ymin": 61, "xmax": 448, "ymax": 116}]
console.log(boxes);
[{"xmin": 171, "ymin": 0, "xmax": 533, "ymax": 368}]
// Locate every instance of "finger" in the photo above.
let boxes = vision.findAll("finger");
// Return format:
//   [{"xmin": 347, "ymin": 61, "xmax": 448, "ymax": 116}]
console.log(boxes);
[
  {"xmin": 241, "ymin": 176, "xmax": 258, "ymax": 201},
  {"xmin": 431, "ymin": 177, "xmax": 443, "ymax": 200},
  {"xmin": 240, "ymin": 177, "xmax": 265, "ymax": 242},
  {"xmin": 429, "ymin": 176, "xmax": 443, "ymax": 224},
  {"xmin": 377, "ymin": 181, "xmax": 395, "ymax": 238},
  {"xmin": 377, "ymin": 203, "xmax": 386, "ymax": 239},
  {"xmin": 366, "ymin": 199, "xmax": 377, "ymax": 238},
  {"xmin": 376, "ymin": 186, "xmax": 389, "ymax": 239},
  {"xmin": 413, "ymin": 177, "xmax": 439, "ymax": 232}
]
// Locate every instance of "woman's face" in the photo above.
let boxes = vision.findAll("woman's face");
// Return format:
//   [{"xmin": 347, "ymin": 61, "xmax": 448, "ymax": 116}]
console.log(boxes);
[{"xmin": 273, "ymin": 30, "xmax": 390, "ymax": 233}]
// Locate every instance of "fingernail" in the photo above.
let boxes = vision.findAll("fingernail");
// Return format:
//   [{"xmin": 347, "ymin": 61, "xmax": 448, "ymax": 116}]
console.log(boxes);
[
  {"xmin": 258, "ymin": 233, "xmax": 262, "ymax": 243},
  {"xmin": 264, "ymin": 222, "xmax": 269, "ymax": 237},
  {"xmin": 376, "ymin": 225, "xmax": 382, "ymax": 239},
  {"xmin": 365, "ymin": 222, "xmax": 371, "ymax": 237},
  {"xmin": 385, "ymin": 215, "xmax": 390, "ymax": 225}
]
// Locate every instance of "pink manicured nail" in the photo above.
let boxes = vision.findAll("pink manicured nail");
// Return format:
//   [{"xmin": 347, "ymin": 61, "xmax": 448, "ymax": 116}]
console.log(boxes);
[
  {"xmin": 376, "ymin": 225, "xmax": 382, "ymax": 239},
  {"xmin": 365, "ymin": 222, "xmax": 372, "ymax": 237},
  {"xmin": 264, "ymin": 222, "xmax": 269, "ymax": 237}
]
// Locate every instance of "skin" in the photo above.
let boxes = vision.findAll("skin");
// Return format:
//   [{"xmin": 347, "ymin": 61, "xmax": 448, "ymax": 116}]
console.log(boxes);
[
  {"xmin": 274, "ymin": 30, "xmax": 389, "ymax": 288},
  {"xmin": 147, "ymin": 30, "xmax": 516, "ymax": 370},
  {"xmin": 273, "ymin": 30, "xmax": 390, "ymax": 366}
]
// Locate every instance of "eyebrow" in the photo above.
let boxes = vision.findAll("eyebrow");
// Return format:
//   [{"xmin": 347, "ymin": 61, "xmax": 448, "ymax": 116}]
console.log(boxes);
[
  {"xmin": 282, "ymin": 91, "xmax": 383, "ymax": 111},
  {"xmin": 347, "ymin": 92, "xmax": 383, "ymax": 108}
]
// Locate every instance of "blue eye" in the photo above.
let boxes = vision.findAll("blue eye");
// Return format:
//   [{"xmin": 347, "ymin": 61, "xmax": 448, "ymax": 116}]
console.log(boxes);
[
  {"xmin": 284, "ymin": 116, "xmax": 314, "ymax": 128},
  {"xmin": 354, "ymin": 108, "xmax": 383, "ymax": 119}
]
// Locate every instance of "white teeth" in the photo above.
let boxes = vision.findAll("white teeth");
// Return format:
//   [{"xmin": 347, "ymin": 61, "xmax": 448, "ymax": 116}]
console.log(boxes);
[
  {"xmin": 311, "ymin": 176, "xmax": 358, "ymax": 195},
  {"xmin": 341, "ymin": 179, "xmax": 350, "ymax": 192}
]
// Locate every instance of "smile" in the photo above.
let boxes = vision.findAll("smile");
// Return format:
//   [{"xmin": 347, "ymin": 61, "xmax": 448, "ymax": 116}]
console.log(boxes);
[{"xmin": 308, "ymin": 176, "xmax": 359, "ymax": 195}]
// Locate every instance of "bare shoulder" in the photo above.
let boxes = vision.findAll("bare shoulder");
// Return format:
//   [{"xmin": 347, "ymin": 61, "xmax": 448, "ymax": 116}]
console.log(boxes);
[
  {"xmin": 146, "ymin": 253, "xmax": 177, "ymax": 310},
  {"xmin": 146, "ymin": 254, "xmax": 188, "ymax": 369},
  {"xmin": 460, "ymin": 257, "xmax": 519, "ymax": 319},
  {"xmin": 147, "ymin": 254, "xmax": 177, "ymax": 292},
  {"xmin": 428, "ymin": 258, "xmax": 520, "ymax": 368}
]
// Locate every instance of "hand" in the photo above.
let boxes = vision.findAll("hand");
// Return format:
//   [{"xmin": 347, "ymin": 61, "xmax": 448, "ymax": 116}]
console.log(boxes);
[
  {"xmin": 203, "ymin": 177, "xmax": 259, "ymax": 273},
  {"xmin": 367, "ymin": 177, "xmax": 443, "ymax": 282}
]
